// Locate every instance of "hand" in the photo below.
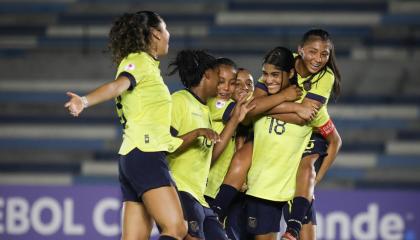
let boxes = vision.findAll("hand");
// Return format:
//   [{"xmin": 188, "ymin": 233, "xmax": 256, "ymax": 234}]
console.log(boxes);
[
  {"xmin": 280, "ymin": 85, "xmax": 302, "ymax": 102},
  {"xmin": 64, "ymin": 92, "xmax": 84, "ymax": 117},
  {"xmin": 296, "ymin": 104, "xmax": 318, "ymax": 122},
  {"xmin": 197, "ymin": 128, "xmax": 220, "ymax": 143},
  {"xmin": 231, "ymin": 94, "xmax": 256, "ymax": 123}
]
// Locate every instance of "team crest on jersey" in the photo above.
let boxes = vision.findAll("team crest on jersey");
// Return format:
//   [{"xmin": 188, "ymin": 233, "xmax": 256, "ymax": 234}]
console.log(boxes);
[
  {"xmin": 189, "ymin": 221, "xmax": 200, "ymax": 233},
  {"xmin": 248, "ymin": 217, "xmax": 257, "ymax": 228},
  {"xmin": 215, "ymin": 100, "xmax": 226, "ymax": 109},
  {"xmin": 124, "ymin": 63, "xmax": 135, "ymax": 71}
]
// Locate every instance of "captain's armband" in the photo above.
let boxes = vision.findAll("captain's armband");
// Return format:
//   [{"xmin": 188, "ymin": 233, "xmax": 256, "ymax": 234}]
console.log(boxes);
[{"xmin": 319, "ymin": 119, "xmax": 335, "ymax": 138}]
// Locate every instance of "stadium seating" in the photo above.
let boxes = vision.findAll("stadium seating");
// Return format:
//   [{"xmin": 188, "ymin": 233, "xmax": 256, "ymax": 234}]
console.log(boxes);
[{"xmin": 0, "ymin": 0, "xmax": 419, "ymax": 189}]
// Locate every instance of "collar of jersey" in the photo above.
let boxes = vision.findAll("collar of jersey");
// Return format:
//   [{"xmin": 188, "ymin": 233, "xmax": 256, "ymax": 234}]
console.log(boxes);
[
  {"xmin": 185, "ymin": 88, "xmax": 207, "ymax": 106},
  {"xmin": 137, "ymin": 52, "xmax": 160, "ymax": 67}
]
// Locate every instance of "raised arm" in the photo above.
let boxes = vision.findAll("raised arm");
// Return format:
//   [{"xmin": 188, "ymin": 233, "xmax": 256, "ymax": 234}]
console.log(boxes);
[
  {"xmin": 65, "ymin": 75, "xmax": 131, "ymax": 117},
  {"xmin": 212, "ymin": 96, "xmax": 255, "ymax": 163}
]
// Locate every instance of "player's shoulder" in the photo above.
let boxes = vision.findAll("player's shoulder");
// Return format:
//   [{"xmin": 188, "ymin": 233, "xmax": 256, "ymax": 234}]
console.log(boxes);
[
  {"xmin": 121, "ymin": 52, "xmax": 154, "ymax": 70},
  {"xmin": 312, "ymin": 67, "xmax": 334, "ymax": 91},
  {"xmin": 172, "ymin": 89, "xmax": 188, "ymax": 99},
  {"xmin": 319, "ymin": 67, "xmax": 335, "ymax": 82},
  {"xmin": 173, "ymin": 90, "xmax": 195, "ymax": 106}
]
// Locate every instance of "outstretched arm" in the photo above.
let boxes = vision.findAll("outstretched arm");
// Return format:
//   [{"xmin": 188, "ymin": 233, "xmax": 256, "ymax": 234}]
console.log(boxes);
[{"xmin": 65, "ymin": 76, "xmax": 131, "ymax": 117}]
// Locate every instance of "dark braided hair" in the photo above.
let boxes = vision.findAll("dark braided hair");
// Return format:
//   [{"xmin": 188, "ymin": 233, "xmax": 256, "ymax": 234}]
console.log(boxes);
[
  {"xmin": 168, "ymin": 50, "xmax": 218, "ymax": 89},
  {"xmin": 108, "ymin": 11, "xmax": 162, "ymax": 64},
  {"xmin": 300, "ymin": 29, "xmax": 342, "ymax": 100}
]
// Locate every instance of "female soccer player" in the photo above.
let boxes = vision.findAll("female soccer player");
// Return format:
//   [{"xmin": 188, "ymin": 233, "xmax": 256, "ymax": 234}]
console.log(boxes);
[
  {"xmin": 245, "ymin": 46, "xmax": 333, "ymax": 240},
  {"xmin": 64, "ymin": 11, "xmax": 187, "ymax": 240},
  {"xmin": 204, "ymin": 59, "xmax": 254, "ymax": 240},
  {"xmin": 209, "ymin": 48, "xmax": 317, "ymax": 224},
  {"xmin": 205, "ymin": 57, "xmax": 238, "ymax": 206},
  {"xmin": 212, "ymin": 30, "xmax": 343, "ymax": 240},
  {"xmin": 220, "ymin": 67, "xmax": 257, "ymax": 240},
  {"xmin": 167, "ymin": 50, "xmax": 254, "ymax": 240},
  {"xmin": 279, "ymin": 29, "xmax": 342, "ymax": 240}
]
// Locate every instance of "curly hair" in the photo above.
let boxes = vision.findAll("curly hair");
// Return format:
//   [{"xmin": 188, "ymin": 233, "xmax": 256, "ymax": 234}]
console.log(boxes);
[{"xmin": 108, "ymin": 11, "xmax": 162, "ymax": 64}]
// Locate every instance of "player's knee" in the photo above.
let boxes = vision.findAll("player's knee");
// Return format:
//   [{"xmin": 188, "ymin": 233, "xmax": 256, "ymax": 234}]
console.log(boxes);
[{"xmin": 160, "ymin": 219, "xmax": 187, "ymax": 239}]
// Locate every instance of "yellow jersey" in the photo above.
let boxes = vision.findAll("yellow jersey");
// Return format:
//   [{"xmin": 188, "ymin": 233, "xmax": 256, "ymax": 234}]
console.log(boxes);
[
  {"xmin": 246, "ymin": 107, "xmax": 330, "ymax": 201},
  {"xmin": 249, "ymin": 57, "xmax": 335, "ymax": 201},
  {"xmin": 115, "ymin": 52, "xmax": 182, "ymax": 155},
  {"xmin": 204, "ymin": 98, "xmax": 236, "ymax": 198},
  {"xmin": 167, "ymin": 89, "xmax": 214, "ymax": 207}
]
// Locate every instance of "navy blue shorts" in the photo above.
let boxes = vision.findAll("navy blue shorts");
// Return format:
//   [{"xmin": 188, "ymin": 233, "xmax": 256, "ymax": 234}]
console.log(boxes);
[
  {"xmin": 226, "ymin": 193, "xmax": 253, "ymax": 240},
  {"xmin": 205, "ymin": 193, "xmax": 252, "ymax": 240},
  {"xmin": 179, "ymin": 191, "xmax": 228, "ymax": 240},
  {"xmin": 246, "ymin": 196, "xmax": 286, "ymax": 235},
  {"xmin": 302, "ymin": 132, "xmax": 328, "ymax": 173},
  {"xmin": 118, "ymin": 148, "xmax": 174, "ymax": 202},
  {"xmin": 283, "ymin": 199, "xmax": 317, "ymax": 225}
]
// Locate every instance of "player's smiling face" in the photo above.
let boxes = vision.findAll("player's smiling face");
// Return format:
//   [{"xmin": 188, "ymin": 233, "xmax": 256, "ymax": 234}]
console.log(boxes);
[
  {"xmin": 299, "ymin": 38, "xmax": 331, "ymax": 74},
  {"xmin": 217, "ymin": 65, "xmax": 237, "ymax": 101},
  {"xmin": 262, "ymin": 63, "xmax": 290, "ymax": 94},
  {"xmin": 233, "ymin": 70, "xmax": 254, "ymax": 102}
]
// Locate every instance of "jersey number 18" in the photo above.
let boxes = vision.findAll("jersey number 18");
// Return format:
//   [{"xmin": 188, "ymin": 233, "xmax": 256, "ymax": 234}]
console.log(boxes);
[{"xmin": 268, "ymin": 118, "xmax": 286, "ymax": 135}]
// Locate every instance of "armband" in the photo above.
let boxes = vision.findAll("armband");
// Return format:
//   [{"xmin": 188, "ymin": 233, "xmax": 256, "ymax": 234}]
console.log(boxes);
[{"xmin": 319, "ymin": 119, "xmax": 335, "ymax": 138}]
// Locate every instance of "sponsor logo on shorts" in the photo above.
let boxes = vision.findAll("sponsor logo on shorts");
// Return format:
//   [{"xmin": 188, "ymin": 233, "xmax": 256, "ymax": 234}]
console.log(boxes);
[{"xmin": 248, "ymin": 217, "xmax": 257, "ymax": 228}]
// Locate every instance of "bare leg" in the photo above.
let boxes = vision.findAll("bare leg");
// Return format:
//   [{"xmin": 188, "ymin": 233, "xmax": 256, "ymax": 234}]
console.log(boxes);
[
  {"xmin": 223, "ymin": 141, "xmax": 253, "ymax": 190},
  {"xmin": 300, "ymin": 222, "xmax": 316, "ymax": 240},
  {"xmin": 283, "ymin": 154, "xmax": 319, "ymax": 239},
  {"xmin": 121, "ymin": 201, "xmax": 153, "ymax": 240},
  {"xmin": 294, "ymin": 154, "xmax": 318, "ymax": 200},
  {"xmin": 255, "ymin": 233, "xmax": 277, "ymax": 240},
  {"xmin": 143, "ymin": 186, "xmax": 187, "ymax": 240}
]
